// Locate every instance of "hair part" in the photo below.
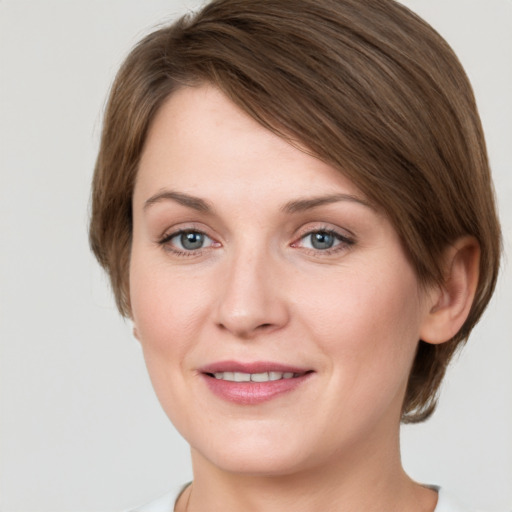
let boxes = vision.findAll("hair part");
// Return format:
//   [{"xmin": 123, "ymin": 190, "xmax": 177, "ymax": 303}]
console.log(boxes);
[{"xmin": 89, "ymin": 0, "xmax": 501, "ymax": 422}]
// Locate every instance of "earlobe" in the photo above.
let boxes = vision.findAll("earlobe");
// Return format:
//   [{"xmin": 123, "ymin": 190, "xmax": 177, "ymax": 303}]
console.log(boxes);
[
  {"xmin": 420, "ymin": 236, "xmax": 480, "ymax": 345},
  {"xmin": 133, "ymin": 325, "xmax": 140, "ymax": 341}
]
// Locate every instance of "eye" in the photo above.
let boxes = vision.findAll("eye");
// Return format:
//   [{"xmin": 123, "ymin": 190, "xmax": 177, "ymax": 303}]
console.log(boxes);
[
  {"xmin": 292, "ymin": 228, "xmax": 354, "ymax": 254},
  {"xmin": 159, "ymin": 229, "xmax": 217, "ymax": 253},
  {"xmin": 304, "ymin": 231, "xmax": 339, "ymax": 250},
  {"xmin": 176, "ymin": 231, "xmax": 208, "ymax": 250}
]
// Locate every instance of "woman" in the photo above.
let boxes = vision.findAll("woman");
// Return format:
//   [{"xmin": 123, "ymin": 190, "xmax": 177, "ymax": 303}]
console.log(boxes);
[{"xmin": 89, "ymin": 0, "xmax": 501, "ymax": 510}]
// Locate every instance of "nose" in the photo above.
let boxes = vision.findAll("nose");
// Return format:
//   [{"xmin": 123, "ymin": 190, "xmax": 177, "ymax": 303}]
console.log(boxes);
[{"xmin": 214, "ymin": 244, "xmax": 290, "ymax": 339}]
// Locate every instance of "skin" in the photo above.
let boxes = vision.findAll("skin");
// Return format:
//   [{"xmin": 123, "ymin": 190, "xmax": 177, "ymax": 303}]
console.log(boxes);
[{"xmin": 130, "ymin": 85, "xmax": 448, "ymax": 511}]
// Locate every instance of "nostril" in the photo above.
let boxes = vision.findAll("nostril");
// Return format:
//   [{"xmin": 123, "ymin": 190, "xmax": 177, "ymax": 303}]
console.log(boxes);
[{"xmin": 257, "ymin": 323, "xmax": 274, "ymax": 331}]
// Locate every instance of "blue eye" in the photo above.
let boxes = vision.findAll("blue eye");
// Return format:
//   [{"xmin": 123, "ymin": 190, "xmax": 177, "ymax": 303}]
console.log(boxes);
[
  {"xmin": 297, "ymin": 229, "xmax": 353, "ymax": 252},
  {"xmin": 161, "ymin": 230, "xmax": 216, "ymax": 252},
  {"xmin": 307, "ymin": 231, "xmax": 337, "ymax": 250},
  {"xmin": 178, "ymin": 231, "xmax": 206, "ymax": 250}
]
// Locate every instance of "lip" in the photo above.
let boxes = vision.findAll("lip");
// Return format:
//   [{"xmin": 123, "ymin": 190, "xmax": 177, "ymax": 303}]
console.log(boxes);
[
  {"xmin": 199, "ymin": 360, "xmax": 311, "ymax": 375},
  {"xmin": 198, "ymin": 360, "xmax": 314, "ymax": 405}
]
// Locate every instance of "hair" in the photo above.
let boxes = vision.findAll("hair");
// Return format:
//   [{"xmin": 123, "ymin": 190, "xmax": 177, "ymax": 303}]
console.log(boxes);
[{"xmin": 89, "ymin": 0, "xmax": 501, "ymax": 423}]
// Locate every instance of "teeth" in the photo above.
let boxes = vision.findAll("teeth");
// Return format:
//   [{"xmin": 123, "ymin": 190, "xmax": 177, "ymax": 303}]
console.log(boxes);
[
  {"xmin": 251, "ymin": 372, "xmax": 269, "ymax": 382},
  {"xmin": 212, "ymin": 371, "xmax": 299, "ymax": 382}
]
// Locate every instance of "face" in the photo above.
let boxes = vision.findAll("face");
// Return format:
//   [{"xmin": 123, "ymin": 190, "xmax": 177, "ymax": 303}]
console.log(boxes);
[{"xmin": 130, "ymin": 85, "xmax": 434, "ymax": 476}]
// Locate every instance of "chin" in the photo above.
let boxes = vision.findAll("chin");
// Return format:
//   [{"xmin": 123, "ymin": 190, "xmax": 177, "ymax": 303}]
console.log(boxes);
[
  {"xmin": 189, "ymin": 427, "xmax": 317, "ymax": 477},
  {"xmin": 202, "ymin": 449, "xmax": 311, "ymax": 477}
]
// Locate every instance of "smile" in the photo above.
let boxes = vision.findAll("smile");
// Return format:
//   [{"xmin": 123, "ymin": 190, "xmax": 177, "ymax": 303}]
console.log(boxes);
[
  {"xmin": 199, "ymin": 362, "xmax": 314, "ymax": 405},
  {"xmin": 211, "ymin": 371, "xmax": 300, "ymax": 382}
]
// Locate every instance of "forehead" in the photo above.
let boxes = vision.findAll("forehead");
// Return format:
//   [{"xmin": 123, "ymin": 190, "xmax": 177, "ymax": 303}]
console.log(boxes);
[{"xmin": 135, "ymin": 85, "xmax": 366, "ymax": 206}]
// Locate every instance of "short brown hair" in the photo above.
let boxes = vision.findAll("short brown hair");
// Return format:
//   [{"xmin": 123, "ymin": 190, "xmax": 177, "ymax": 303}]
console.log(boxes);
[{"xmin": 89, "ymin": 0, "xmax": 501, "ymax": 422}]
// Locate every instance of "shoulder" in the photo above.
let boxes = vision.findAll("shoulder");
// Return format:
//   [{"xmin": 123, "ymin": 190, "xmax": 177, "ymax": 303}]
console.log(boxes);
[
  {"xmin": 434, "ymin": 487, "xmax": 507, "ymax": 512},
  {"xmin": 125, "ymin": 488, "xmax": 180, "ymax": 512},
  {"xmin": 435, "ymin": 488, "xmax": 473, "ymax": 512},
  {"xmin": 126, "ymin": 491, "xmax": 175, "ymax": 512}
]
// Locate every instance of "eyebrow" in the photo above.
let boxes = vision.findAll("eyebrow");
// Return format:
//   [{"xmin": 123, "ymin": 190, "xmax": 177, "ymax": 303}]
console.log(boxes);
[
  {"xmin": 281, "ymin": 193, "xmax": 372, "ymax": 213},
  {"xmin": 144, "ymin": 190, "xmax": 213, "ymax": 213},
  {"xmin": 143, "ymin": 190, "xmax": 372, "ymax": 215}
]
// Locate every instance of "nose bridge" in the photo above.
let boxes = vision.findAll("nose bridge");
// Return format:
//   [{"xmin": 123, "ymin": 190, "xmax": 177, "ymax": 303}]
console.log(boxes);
[{"xmin": 215, "ymin": 237, "xmax": 288, "ymax": 338}]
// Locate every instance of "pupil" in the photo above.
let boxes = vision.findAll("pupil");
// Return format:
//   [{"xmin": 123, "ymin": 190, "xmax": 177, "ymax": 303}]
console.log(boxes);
[
  {"xmin": 181, "ymin": 232, "xmax": 204, "ymax": 250},
  {"xmin": 311, "ymin": 232, "xmax": 334, "ymax": 250}
]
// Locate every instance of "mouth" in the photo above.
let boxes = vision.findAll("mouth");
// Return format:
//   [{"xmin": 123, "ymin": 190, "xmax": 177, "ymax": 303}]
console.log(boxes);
[
  {"xmin": 206, "ymin": 370, "xmax": 310, "ymax": 382},
  {"xmin": 199, "ymin": 361, "xmax": 315, "ymax": 405}
]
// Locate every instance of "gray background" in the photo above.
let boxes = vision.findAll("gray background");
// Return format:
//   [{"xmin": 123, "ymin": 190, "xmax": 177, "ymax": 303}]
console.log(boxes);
[{"xmin": 1, "ymin": 1, "xmax": 511, "ymax": 511}]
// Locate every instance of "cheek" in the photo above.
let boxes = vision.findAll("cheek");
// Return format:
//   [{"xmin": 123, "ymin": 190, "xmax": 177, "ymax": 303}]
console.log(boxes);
[
  {"xmin": 129, "ymin": 254, "xmax": 211, "ymax": 405},
  {"xmin": 131, "ymin": 255, "xmax": 208, "ymax": 348},
  {"xmin": 129, "ymin": 262, "xmax": 218, "ymax": 442},
  {"xmin": 296, "ymin": 262, "xmax": 424, "ymax": 394}
]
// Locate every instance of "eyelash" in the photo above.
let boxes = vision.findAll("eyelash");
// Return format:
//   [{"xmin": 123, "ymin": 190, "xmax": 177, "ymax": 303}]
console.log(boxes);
[
  {"xmin": 291, "ymin": 227, "xmax": 355, "ymax": 256},
  {"xmin": 157, "ymin": 227, "xmax": 355, "ymax": 257},
  {"xmin": 158, "ymin": 229, "xmax": 218, "ymax": 257}
]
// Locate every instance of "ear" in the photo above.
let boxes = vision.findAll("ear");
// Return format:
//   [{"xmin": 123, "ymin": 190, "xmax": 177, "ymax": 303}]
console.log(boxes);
[
  {"xmin": 133, "ymin": 325, "xmax": 140, "ymax": 341},
  {"xmin": 420, "ymin": 236, "xmax": 480, "ymax": 345}
]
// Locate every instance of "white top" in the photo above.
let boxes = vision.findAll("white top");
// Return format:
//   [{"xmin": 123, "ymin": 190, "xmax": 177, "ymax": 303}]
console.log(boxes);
[{"xmin": 128, "ymin": 486, "xmax": 482, "ymax": 512}]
